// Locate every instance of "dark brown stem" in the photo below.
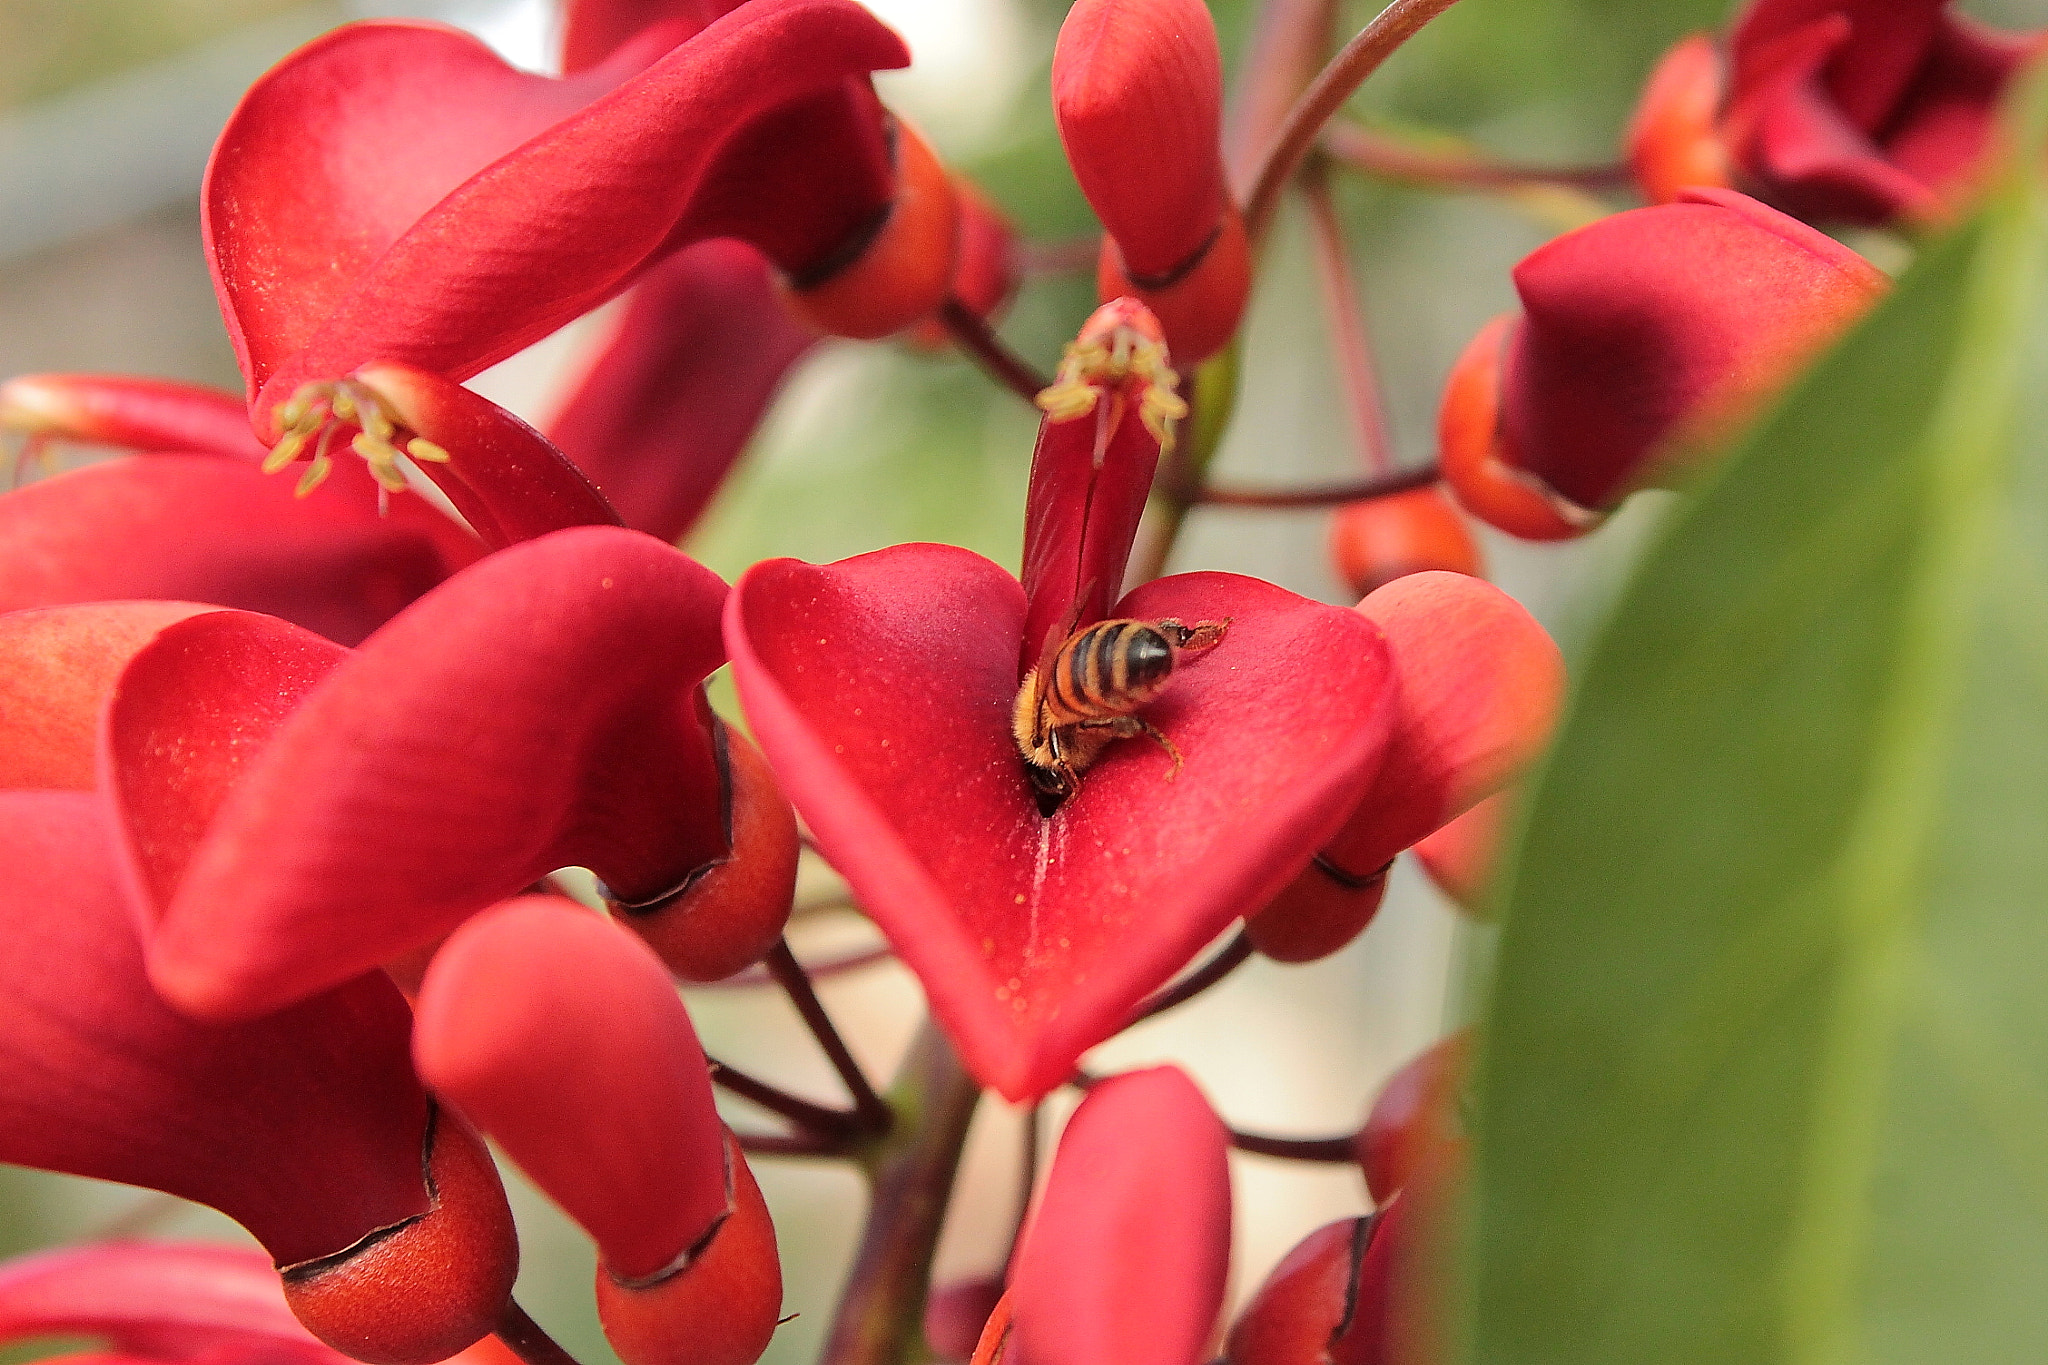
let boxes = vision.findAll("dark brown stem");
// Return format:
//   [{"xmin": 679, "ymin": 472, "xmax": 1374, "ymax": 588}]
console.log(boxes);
[
  {"xmin": 766, "ymin": 938, "xmax": 894, "ymax": 1135},
  {"xmin": 1322, "ymin": 120, "xmax": 1632, "ymax": 191},
  {"xmin": 708, "ymin": 1056, "xmax": 859, "ymax": 1137},
  {"xmin": 696, "ymin": 943, "xmax": 893, "ymax": 989},
  {"xmin": 819, "ymin": 1022, "xmax": 984, "ymax": 1365},
  {"xmin": 940, "ymin": 297, "xmax": 1052, "ymax": 405},
  {"xmin": 1191, "ymin": 461, "xmax": 1441, "ymax": 508},
  {"xmin": 1244, "ymin": 0, "xmax": 1467, "ymax": 245},
  {"xmin": 1303, "ymin": 157, "xmax": 1397, "ymax": 475},
  {"xmin": 1005, "ymin": 1104, "xmax": 1040, "ymax": 1270},
  {"xmin": 1126, "ymin": 930, "xmax": 1255, "ymax": 1026},
  {"xmin": 1229, "ymin": 1130, "xmax": 1359, "ymax": 1163},
  {"xmin": 1021, "ymin": 235, "xmax": 1104, "ymax": 275},
  {"xmin": 737, "ymin": 1129, "xmax": 849, "ymax": 1158},
  {"xmin": 494, "ymin": 1299, "xmax": 584, "ymax": 1365}
]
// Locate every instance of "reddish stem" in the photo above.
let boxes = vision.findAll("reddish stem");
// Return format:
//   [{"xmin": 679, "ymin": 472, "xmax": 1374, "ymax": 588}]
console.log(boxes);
[
  {"xmin": 1230, "ymin": 1130, "xmax": 1359, "ymax": 1163},
  {"xmin": 494, "ymin": 1299, "xmax": 585, "ymax": 1365},
  {"xmin": 1125, "ymin": 930, "xmax": 1255, "ymax": 1027},
  {"xmin": 708, "ymin": 1056, "xmax": 860, "ymax": 1137},
  {"xmin": 940, "ymin": 297, "xmax": 1052, "ymax": 405},
  {"xmin": 767, "ymin": 938, "xmax": 894, "ymax": 1135},
  {"xmin": 1243, "ymin": 0, "xmax": 1468, "ymax": 245},
  {"xmin": 1323, "ymin": 120, "xmax": 1632, "ymax": 191},
  {"xmin": 1303, "ymin": 158, "xmax": 1397, "ymax": 475},
  {"xmin": 1191, "ymin": 461, "xmax": 1441, "ymax": 507}
]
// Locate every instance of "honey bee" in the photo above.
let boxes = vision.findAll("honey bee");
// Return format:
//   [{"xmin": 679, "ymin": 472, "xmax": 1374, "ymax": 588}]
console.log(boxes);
[{"xmin": 1012, "ymin": 616, "xmax": 1230, "ymax": 799}]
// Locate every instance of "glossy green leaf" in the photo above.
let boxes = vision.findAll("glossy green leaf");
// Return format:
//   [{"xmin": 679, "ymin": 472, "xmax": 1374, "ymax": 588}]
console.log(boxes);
[{"xmin": 1469, "ymin": 86, "xmax": 2048, "ymax": 1365}]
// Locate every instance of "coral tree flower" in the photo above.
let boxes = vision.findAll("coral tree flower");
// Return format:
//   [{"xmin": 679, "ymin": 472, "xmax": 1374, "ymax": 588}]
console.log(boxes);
[
  {"xmin": 1054, "ymin": 0, "xmax": 1250, "ymax": 365},
  {"xmin": 1004, "ymin": 1068, "xmax": 1231, "ymax": 1365},
  {"xmin": 206, "ymin": 0, "xmax": 942, "ymax": 471},
  {"xmin": 1439, "ymin": 187, "xmax": 1888, "ymax": 525},
  {"xmin": 95, "ymin": 525, "xmax": 792, "ymax": 1021},
  {"xmin": 1629, "ymin": 0, "xmax": 2045, "ymax": 225},
  {"xmin": 415, "ymin": 897, "xmax": 781, "ymax": 1365},
  {"xmin": 0, "ymin": 790, "xmax": 516, "ymax": 1365},
  {"xmin": 727, "ymin": 301, "xmax": 1396, "ymax": 1101}
]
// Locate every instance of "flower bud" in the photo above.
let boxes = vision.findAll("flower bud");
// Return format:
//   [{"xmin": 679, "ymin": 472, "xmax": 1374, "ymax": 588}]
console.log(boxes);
[
  {"xmin": 1252, "ymin": 573, "xmax": 1562, "ymax": 962},
  {"xmin": 1223, "ymin": 1217, "xmax": 1372, "ymax": 1365},
  {"xmin": 1353, "ymin": 1031, "xmax": 1468, "ymax": 1205},
  {"xmin": 614, "ymin": 723, "xmax": 799, "ymax": 982},
  {"xmin": 906, "ymin": 179, "xmax": 1023, "ymax": 352},
  {"xmin": 1625, "ymin": 34, "xmax": 1733, "ymax": 204},
  {"xmin": 1445, "ymin": 189, "xmax": 1887, "ymax": 519},
  {"xmin": 1327, "ymin": 486, "xmax": 1483, "ymax": 601},
  {"xmin": 1055, "ymin": 0, "xmax": 1247, "ymax": 364},
  {"xmin": 1438, "ymin": 317, "xmax": 1591, "ymax": 542},
  {"xmin": 782, "ymin": 114, "xmax": 960, "ymax": 340},
  {"xmin": 1412, "ymin": 789, "xmax": 1509, "ymax": 914}
]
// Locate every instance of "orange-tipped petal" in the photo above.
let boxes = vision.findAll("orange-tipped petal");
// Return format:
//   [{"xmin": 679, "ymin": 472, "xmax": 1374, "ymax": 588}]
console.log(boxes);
[
  {"xmin": 1625, "ymin": 34, "xmax": 1734, "ymax": 204},
  {"xmin": 1437, "ymin": 316, "xmax": 1592, "ymax": 542},
  {"xmin": 414, "ymin": 897, "xmax": 729, "ymax": 1282},
  {"xmin": 1412, "ymin": 788, "xmax": 1511, "ymax": 914}
]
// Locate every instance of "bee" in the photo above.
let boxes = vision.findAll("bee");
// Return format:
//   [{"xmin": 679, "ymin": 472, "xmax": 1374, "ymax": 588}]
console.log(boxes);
[{"xmin": 1012, "ymin": 616, "xmax": 1230, "ymax": 800}]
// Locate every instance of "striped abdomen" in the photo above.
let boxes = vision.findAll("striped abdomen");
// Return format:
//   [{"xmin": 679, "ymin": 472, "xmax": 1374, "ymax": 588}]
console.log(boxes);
[{"xmin": 1040, "ymin": 619, "xmax": 1176, "ymax": 728}]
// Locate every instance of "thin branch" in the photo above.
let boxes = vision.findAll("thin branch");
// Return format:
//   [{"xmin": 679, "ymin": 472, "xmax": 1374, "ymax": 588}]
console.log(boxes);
[
  {"xmin": 940, "ymin": 297, "xmax": 1051, "ymax": 405},
  {"xmin": 736, "ymin": 1129, "xmax": 849, "ymax": 1158},
  {"xmin": 1322, "ymin": 120, "xmax": 1632, "ymax": 192},
  {"xmin": 766, "ymin": 938, "xmax": 894, "ymax": 1135},
  {"xmin": 696, "ymin": 943, "xmax": 894, "ymax": 990},
  {"xmin": 1192, "ymin": 461, "xmax": 1440, "ymax": 508},
  {"xmin": 1125, "ymin": 930, "xmax": 1255, "ymax": 1026},
  {"xmin": 1229, "ymin": 1129, "xmax": 1359, "ymax": 1163},
  {"xmin": 1244, "ymin": 0, "xmax": 1467, "ymax": 245},
  {"xmin": 709, "ymin": 1057, "xmax": 859, "ymax": 1137},
  {"xmin": 1303, "ymin": 157, "xmax": 1397, "ymax": 475},
  {"xmin": 1021, "ymin": 235, "xmax": 1103, "ymax": 275},
  {"xmin": 494, "ymin": 1299, "xmax": 585, "ymax": 1365}
]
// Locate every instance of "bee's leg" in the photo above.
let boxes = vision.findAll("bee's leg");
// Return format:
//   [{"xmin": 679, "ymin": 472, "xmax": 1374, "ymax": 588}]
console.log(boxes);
[
  {"xmin": 1078, "ymin": 716, "xmax": 1185, "ymax": 779},
  {"xmin": 1154, "ymin": 618, "xmax": 1232, "ymax": 654}
]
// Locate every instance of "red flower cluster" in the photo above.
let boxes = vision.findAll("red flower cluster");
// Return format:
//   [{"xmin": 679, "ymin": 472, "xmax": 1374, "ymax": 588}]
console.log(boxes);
[{"xmin": 0, "ymin": 0, "xmax": 1995, "ymax": 1360}]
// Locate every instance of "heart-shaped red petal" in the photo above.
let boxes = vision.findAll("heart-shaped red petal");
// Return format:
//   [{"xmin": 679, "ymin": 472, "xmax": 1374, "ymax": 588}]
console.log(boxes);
[{"xmin": 727, "ymin": 545, "xmax": 1394, "ymax": 1100}]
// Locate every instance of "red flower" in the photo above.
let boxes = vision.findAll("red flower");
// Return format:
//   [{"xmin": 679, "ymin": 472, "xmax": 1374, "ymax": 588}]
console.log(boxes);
[
  {"xmin": 415, "ymin": 897, "xmax": 781, "ymax": 1365},
  {"xmin": 727, "ymin": 302, "xmax": 1396, "ymax": 1100},
  {"xmin": 1054, "ymin": 0, "xmax": 1249, "ymax": 365},
  {"xmin": 1629, "ymin": 0, "xmax": 2045, "ymax": 225},
  {"xmin": 91, "ymin": 526, "xmax": 790, "ymax": 1021},
  {"xmin": 0, "ymin": 790, "xmax": 515, "ymax": 1364},
  {"xmin": 1007, "ymin": 1068, "xmax": 1230, "ymax": 1365},
  {"xmin": 1440, "ymin": 188, "xmax": 1887, "ymax": 523}
]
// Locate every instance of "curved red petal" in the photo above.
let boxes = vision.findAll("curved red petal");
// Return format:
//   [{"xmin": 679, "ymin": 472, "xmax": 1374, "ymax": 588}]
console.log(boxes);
[
  {"xmin": 104, "ymin": 611, "xmax": 349, "ymax": 920},
  {"xmin": 562, "ymin": 0, "xmax": 723, "ymax": 73},
  {"xmin": 215, "ymin": 1, "xmax": 907, "ymax": 417},
  {"xmin": 0, "ymin": 791, "xmax": 437, "ymax": 1268},
  {"xmin": 0, "ymin": 1241, "xmax": 338, "ymax": 1363},
  {"xmin": 1010, "ymin": 1068, "xmax": 1230, "ymax": 1365},
  {"xmin": 0, "ymin": 456, "xmax": 475, "ymax": 646},
  {"xmin": 353, "ymin": 362, "xmax": 621, "ymax": 548},
  {"xmin": 1224, "ymin": 1218, "xmax": 1369, "ymax": 1365},
  {"xmin": 147, "ymin": 527, "xmax": 730, "ymax": 1021},
  {"xmin": 727, "ymin": 547, "xmax": 1394, "ymax": 1101},
  {"xmin": 1317, "ymin": 572, "xmax": 1562, "ymax": 880},
  {"xmin": 414, "ymin": 896, "xmax": 728, "ymax": 1281},
  {"xmin": 1053, "ymin": 0, "xmax": 1229, "ymax": 279},
  {"xmin": 0, "ymin": 375, "xmax": 265, "ymax": 461},
  {"xmin": 544, "ymin": 241, "xmax": 816, "ymax": 543},
  {"xmin": 1501, "ymin": 190, "xmax": 1885, "ymax": 507},
  {"xmin": 0, "ymin": 603, "xmax": 221, "ymax": 791}
]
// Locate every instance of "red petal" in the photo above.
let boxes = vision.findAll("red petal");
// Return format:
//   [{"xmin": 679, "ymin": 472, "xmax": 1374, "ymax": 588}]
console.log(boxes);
[
  {"xmin": 1053, "ymin": 0, "xmax": 1228, "ymax": 278},
  {"xmin": 1018, "ymin": 299, "xmax": 1175, "ymax": 673},
  {"xmin": 1224, "ymin": 1218, "xmax": 1369, "ymax": 1365},
  {"xmin": 1010, "ymin": 1068, "xmax": 1230, "ymax": 1365},
  {"xmin": 1730, "ymin": 0, "xmax": 1944, "ymax": 135},
  {"xmin": 0, "ymin": 791, "xmax": 434, "ymax": 1267},
  {"xmin": 1501, "ymin": 189, "xmax": 1886, "ymax": 506},
  {"xmin": 0, "ymin": 1242, "xmax": 337, "ymax": 1363},
  {"xmin": 145, "ymin": 527, "xmax": 731, "ymax": 1020},
  {"xmin": 562, "ymin": 0, "xmax": 723, "ymax": 73},
  {"xmin": 1356, "ymin": 1030, "xmax": 1468, "ymax": 1205},
  {"xmin": 103, "ymin": 611, "xmax": 348, "ymax": 919},
  {"xmin": 414, "ymin": 897, "xmax": 729, "ymax": 1281},
  {"xmin": 0, "ymin": 375, "xmax": 265, "ymax": 461},
  {"xmin": 1411, "ymin": 788, "xmax": 1508, "ymax": 913},
  {"xmin": 727, "ymin": 547, "xmax": 1394, "ymax": 1101},
  {"xmin": 210, "ymin": 2, "xmax": 908, "ymax": 419},
  {"xmin": 1317, "ymin": 572, "xmax": 1562, "ymax": 880},
  {"xmin": 1624, "ymin": 34, "xmax": 1733, "ymax": 204},
  {"xmin": 353, "ymin": 362, "xmax": 621, "ymax": 547},
  {"xmin": 0, "ymin": 455, "xmax": 475, "ymax": 646},
  {"xmin": 0, "ymin": 603, "xmax": 221, "ymax": 791},
  {"xmin": 544, "ymin": 241, "xmax": 816, "ymax": 543}
]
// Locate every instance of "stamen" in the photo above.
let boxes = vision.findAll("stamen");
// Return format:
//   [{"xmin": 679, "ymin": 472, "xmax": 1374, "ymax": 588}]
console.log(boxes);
[
  {"xmin": 263, "ymin": 377, "xmax": 441, "ymax": 500},
  {"xmin": 1033, "ymin": 323, "xmax": 1186, "ymax": 453}
]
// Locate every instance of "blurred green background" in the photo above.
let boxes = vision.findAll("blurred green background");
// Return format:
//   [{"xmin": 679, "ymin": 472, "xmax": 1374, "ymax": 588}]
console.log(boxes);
[{"xmin": 0, "ymin": 1, "xmax": 2040, "ymax": 1363}]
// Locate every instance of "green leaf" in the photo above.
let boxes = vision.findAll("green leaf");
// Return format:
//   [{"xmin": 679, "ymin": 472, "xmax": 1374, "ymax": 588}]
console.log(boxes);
[{"xmin": 1468, "ymin": 88, "xmax": 2048, "ymax": 1365}]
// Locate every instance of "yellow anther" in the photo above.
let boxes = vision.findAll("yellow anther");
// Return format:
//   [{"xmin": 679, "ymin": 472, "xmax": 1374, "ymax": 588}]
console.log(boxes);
[
  {"xmin": 1033, "ymin": 325, "xmax": 1185, "ymax": 453},
  {"xmin": 264, "ymin": 376, "xmax": 440, "ymax": 500}
]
